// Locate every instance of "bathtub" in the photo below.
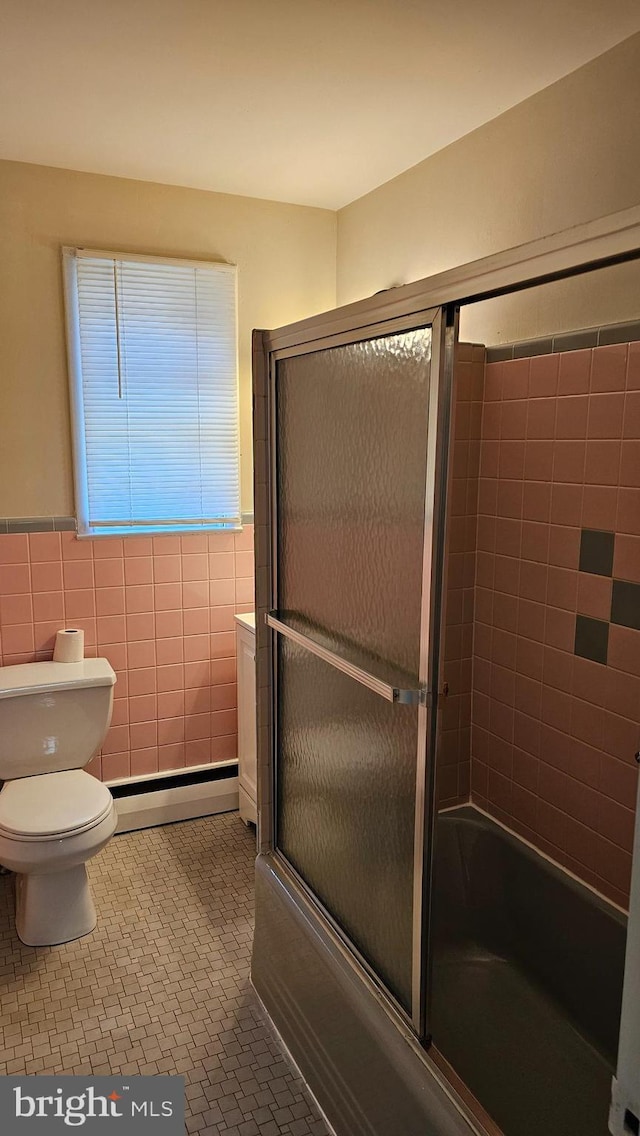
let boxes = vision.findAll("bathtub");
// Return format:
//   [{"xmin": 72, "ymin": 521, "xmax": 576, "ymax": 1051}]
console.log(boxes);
[
  {"xmin": 253, "ymin": 804, "xmax": 627, "ymax": 1136},
  {"xmin": 432, "ymin": 806, "xmax": 627, "ymax": 1136}
]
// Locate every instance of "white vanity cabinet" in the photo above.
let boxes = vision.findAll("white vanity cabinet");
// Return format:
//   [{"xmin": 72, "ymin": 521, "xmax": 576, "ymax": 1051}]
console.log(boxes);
[{"xmin": 235, "ymin": 613, "xmax": 257, "ymax": 827}]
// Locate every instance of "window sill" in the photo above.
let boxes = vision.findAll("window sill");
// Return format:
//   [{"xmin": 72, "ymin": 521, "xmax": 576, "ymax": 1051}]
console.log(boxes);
[{"xmin": 77, "ymin": 523, "xmax": 243, "ymax": 538}]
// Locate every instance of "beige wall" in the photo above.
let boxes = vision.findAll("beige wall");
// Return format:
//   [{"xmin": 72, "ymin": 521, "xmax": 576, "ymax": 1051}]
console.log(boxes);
[
  {"xmin": 337, "ymin": 33, "xmax": 640, "ymax": 345},
  {"xmin": 0, "ymin": 160, "xmax": 336, "ymax": 518},
  {"xmin": 4, "ymin": 34, "xmax": 640, "ymax": 522}
]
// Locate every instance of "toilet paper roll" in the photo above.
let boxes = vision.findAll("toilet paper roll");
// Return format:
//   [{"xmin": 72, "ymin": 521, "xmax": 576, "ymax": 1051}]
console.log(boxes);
[{"xmin": 53, "ymin": 628, "xmax": 85, "ymax": 664}]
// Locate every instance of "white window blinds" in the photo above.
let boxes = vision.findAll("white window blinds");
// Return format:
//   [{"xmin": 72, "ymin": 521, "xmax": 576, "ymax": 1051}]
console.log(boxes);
[{"xmin": 63, "ymin": 248, "xmax": 240, "ymax": 535}]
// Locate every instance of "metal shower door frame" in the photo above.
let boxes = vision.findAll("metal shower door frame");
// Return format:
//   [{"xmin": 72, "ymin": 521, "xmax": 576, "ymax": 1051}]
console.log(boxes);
[
  {"xmin": 253, "ymin": 203, "xmax": 640, "ymax": 1136},
  {"xmin": 260, "ymin": 303, "xmax": 455, "ymax": 1037}
]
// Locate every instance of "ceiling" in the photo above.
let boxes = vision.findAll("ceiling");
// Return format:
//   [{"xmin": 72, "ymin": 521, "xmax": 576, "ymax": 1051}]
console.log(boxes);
[{"xmin": 1, "ymin": 0, "xmax": 639, "ymax": 210}]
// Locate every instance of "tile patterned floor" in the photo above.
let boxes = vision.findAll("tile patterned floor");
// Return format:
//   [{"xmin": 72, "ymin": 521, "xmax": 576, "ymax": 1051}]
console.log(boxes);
[{"xmin": 0, "ymin": 812, "xmax": 331, "ymax": 1135}]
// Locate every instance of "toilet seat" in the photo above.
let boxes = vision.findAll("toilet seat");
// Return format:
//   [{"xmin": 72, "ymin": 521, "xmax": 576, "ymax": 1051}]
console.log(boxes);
[{"xmin": 0, "ymin": 770, "xmax": 113, "ymax": 841}]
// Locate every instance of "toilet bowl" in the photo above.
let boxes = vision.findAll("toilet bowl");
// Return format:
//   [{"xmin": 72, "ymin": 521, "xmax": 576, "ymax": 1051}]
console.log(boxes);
[
  {"xmin": 0, "ymin": 659, "xmax": 117, "ymax": 946},
  {"xmin": 0, "ymin": 770, "xmax": 117, "ymax": 945}
]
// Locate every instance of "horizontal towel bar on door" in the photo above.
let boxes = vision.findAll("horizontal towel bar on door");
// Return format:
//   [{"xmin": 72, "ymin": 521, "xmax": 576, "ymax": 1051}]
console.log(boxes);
[{"xmin": 266, "ymin": 612, "xmax": 427, "ymax": 706}]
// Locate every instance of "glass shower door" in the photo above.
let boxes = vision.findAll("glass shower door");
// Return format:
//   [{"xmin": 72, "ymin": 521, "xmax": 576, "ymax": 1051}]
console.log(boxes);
[{"xmin": 269, "ymin": 318, "xmax": 450, "ymax": 1024}]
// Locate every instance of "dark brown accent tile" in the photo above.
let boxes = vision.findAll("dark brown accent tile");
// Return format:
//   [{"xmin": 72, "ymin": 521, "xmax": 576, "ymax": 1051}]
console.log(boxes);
[
  {"xmin": 579, "ymin": 529, "xmax": 615, "ymax": 577},
  {"xmin": 7, "ymin": 517, "xmax": 54, "ymax": 533},
  {"xmin": 611, "ymin": 579, "xmax": 640, "ymax": 631},
  {"xmin": 486, "ymin": 345, "xmax": 514, "ymax": 363},
  {"xmin": 554, "ymin": 330, "xmax": 598, "ymax": 353},
  {"xmin": 598, "ymin": 320, "xmax": 640, "ymax": 346},
  {"xmin": 574, "ymin": 614, "xmax": 609, "ymax": 665},
  {"xmin": 514, "ymin": 338, "xmax": 553, "ymax": 359},
  {"xmin": 0, "ymin": 516, "xmax": 76, "ymax": 533}
]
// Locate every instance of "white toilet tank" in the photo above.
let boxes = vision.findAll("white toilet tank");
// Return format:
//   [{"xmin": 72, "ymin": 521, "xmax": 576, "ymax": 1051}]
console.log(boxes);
[{"xmin": 0, "ymin": 659, "xmax": 116, "ymax": 780}]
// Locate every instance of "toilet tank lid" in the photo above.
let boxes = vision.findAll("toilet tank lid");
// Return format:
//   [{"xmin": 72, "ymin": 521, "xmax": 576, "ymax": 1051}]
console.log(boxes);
[{"xmin": 0, "ymin": 659, "xmax": 116, "ymax": 700}]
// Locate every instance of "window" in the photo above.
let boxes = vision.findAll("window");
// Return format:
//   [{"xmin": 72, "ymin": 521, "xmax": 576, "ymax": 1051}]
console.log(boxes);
[{"xmin": 63, "ymin": 247, "xmax": 240, "ymax": 536}]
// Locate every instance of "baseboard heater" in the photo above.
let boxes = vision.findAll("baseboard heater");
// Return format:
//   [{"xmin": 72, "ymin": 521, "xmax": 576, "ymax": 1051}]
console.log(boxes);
[{"xmin": 108, "ymin": 761, "xmax": 239, "ymax": 833}]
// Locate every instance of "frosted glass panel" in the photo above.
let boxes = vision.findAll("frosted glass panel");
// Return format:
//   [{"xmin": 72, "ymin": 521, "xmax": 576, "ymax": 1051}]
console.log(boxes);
[
  {"xmin": 274, "ymin": 328, "xmax": 433, "ymax": 1012},
  {"xmin": 277, "ymin": 329, "xmax": 432, "ymax": 675},
  {"xmin": 277, "ymin": 638, "xmax": 419, "ymax": 1010}
]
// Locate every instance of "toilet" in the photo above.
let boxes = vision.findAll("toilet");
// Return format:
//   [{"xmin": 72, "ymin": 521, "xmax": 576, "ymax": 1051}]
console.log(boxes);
[{"xmin": 0, "ymin": 658, "xmax": 117, "ymax": 947}]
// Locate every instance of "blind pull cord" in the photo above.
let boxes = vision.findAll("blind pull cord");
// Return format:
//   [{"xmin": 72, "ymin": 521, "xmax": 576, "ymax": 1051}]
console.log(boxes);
[{"xmin": 113, "ymin": 260, "xmax": 124, "ymax": 399}]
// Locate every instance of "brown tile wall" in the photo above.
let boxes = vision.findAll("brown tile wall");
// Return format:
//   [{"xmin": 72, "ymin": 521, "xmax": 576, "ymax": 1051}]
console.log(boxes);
[
  {"xmin": 471, "ymin": 341, "xmax": 640, "ymax": 907},
  {"xmin": 437, "ymin": 343, "xmax": 484, "ymax": 808}
]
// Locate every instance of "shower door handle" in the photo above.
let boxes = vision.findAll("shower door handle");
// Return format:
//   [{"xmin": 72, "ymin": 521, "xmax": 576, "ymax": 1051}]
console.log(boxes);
[{"xmin": 267, "ymin": 612, "xmax": 427, "ymax": 706}]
